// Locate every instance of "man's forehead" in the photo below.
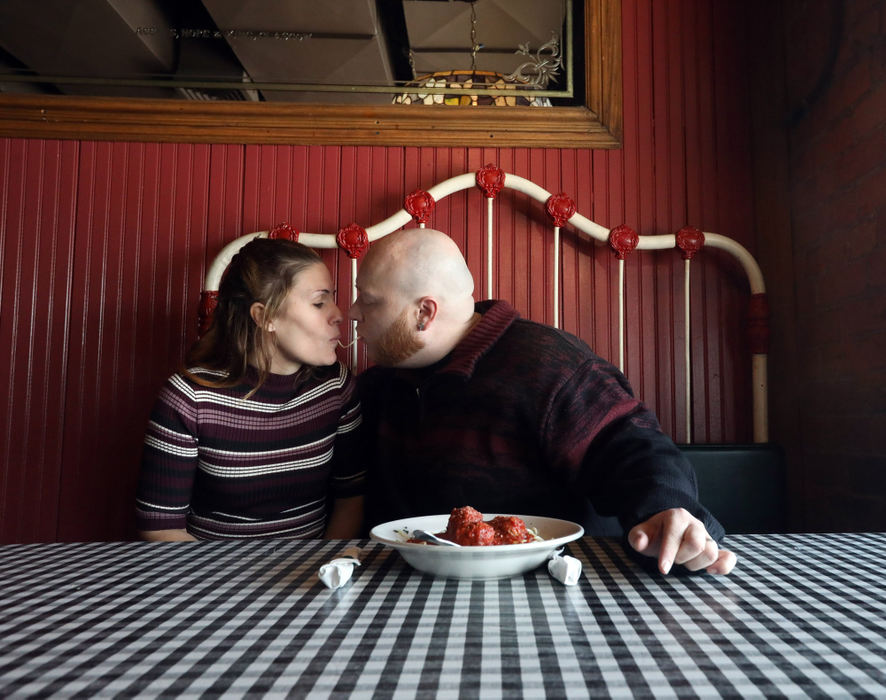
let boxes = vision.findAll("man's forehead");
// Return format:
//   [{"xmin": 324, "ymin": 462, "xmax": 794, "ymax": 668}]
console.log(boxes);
[
  {"xmin": 356, "ymin": 256, "xmax": 389, "ymax": 289},
  {"xmin": 356, "ymin": 274, "xmax": 410, "ymax": 308},
  {"xmin": 357, "ymin": 245, "xmax": 417, "ymax": 300},
  {"xmin": 355, "ymin": 272, "xmax": 385, "ymax": 298}
]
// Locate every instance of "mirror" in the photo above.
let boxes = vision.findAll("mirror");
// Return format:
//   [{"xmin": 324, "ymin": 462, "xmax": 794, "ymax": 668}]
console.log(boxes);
[{"xmin": 0, "ymin": 0, "xmax": 621, "ymax": 148}]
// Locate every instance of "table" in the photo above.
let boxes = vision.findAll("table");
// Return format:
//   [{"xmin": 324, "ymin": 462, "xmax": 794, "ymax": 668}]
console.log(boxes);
[{"xmin": 1, "ymin": 533, "xmax": 884, "ymax": 698}]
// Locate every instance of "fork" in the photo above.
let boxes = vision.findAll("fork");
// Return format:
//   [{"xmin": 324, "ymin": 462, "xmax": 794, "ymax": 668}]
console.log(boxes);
[{"xmin": 411, "ymin": 529, "xmax": 462, "ymax": 547}]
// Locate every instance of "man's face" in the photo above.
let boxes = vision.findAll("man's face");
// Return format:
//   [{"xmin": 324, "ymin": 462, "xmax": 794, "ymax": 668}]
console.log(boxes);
[
  {"xmin": 349, "ymin": 261, "xmax": 425, "ymax": 367},
  {"xmin": 369, "ymin": 308, "xmax": 425, "ymax": 366}
]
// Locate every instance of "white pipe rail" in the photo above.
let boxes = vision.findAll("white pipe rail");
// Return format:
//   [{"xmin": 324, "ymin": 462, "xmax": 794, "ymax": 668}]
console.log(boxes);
[{"xmin": 201, "ymin": 169, "xmax": 769, "ymax": 443}]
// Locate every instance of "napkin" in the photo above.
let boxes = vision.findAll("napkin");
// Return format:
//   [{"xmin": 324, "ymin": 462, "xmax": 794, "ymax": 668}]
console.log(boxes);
[
  {"xmin": 318, "ymin": 546, "xmax": 362, "ymax": 589},
  {"xmin": 547, "ymin": 549, "xmax": 582, "ymax": 585}
]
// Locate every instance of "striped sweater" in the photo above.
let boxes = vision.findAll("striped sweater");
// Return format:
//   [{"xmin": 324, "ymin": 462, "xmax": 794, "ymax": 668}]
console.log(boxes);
[
  {"xmin": 136, "ymin": 362, "xmax": 365, "ymax": 539},
  {"xmin": 360, "ymin": 300, "xmax": 724, "ymax": 540}
]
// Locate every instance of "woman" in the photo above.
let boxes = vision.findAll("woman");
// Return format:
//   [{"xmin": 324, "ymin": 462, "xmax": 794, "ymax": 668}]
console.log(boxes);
[{"xmin": 136, "ymin": 237, "xmax": 364, "ymax": 541}]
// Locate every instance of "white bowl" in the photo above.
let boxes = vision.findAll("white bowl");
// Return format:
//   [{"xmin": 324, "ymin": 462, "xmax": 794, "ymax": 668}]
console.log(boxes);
[{"xmin": 369, "ymin": 514, "xmax": 584, "ymax": 580}]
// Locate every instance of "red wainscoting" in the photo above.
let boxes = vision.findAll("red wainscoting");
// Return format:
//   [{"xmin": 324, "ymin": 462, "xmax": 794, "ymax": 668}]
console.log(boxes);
[{"xmin": 0, "ymin": 0, "xmax": 755, "ymax": 542}]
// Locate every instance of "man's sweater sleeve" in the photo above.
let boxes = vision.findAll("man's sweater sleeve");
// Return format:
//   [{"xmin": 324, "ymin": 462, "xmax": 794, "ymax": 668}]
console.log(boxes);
[{"xmin": 542, "ymin": 356, "xmax": 725, "ymax": 541}]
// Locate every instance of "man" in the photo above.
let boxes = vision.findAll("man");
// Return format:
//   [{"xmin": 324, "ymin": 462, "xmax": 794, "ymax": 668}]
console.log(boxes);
[{"xmin": 350, "ymin": 228, "xmax": 736, "ymax": 575}]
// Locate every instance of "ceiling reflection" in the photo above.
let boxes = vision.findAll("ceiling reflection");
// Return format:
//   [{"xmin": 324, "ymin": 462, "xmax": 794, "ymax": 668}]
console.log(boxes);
[{"xmin": 0, "ymin": 0, "xmax": 576, "ymax": 105}]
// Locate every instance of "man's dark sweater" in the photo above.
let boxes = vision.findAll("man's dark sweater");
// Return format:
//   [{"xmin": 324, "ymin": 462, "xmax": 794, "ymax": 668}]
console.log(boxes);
[{"xmin": 359, "ymin": 300, "xmax": 724, "ymax": 540}]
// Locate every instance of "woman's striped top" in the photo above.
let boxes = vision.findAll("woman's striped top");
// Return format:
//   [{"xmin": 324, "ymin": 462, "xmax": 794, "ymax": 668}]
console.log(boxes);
[{"xmin": 136, "ymin": 362, "xmax": 365, "ymax": 539}]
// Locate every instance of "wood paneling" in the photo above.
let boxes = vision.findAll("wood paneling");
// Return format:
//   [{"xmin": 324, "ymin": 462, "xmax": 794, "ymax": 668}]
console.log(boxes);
[
  {"xmin": 0, "ymin": 0, "xmax": 757, "ymax": 542},
  {"xmin": 0, "ymin": 138, "xmax": 79, "ymax": 542}
]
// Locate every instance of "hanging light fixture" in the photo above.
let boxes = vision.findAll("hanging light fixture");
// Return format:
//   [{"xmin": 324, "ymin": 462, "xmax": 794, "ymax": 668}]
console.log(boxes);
[{"xmin": 393, "ymin": 0, "xmax": 563, "ymax": 107}]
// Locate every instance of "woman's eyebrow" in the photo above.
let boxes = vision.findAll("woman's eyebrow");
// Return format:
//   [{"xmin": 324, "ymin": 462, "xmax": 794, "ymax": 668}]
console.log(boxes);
[{"xmin": 306, "ymin": 288, "xmax": 333, "ymax": 300}]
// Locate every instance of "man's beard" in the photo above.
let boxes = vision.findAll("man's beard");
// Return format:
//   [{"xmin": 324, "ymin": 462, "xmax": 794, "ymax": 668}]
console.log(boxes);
[{"xmin": 371, "ymin": 310, "xmax": 425, "ymax": 366}]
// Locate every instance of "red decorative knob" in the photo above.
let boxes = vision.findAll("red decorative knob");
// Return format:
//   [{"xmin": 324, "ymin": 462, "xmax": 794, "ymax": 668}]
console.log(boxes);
[
  {"xmin": 748, "ymin": 293, "xmax": 770, "ymax": 354},
  {"xmin": 405, "ymin": 189, "xmax": 436, "ymax": 224},
  {"xmin": 336, "ymin": 223, "xmax": 370, "ymax": 259},
  {"xmin": 197, "ymin": 290, "xmax": 219, "ymax": 338},
  {"xmin": 545, "ymin": 193, "xmax": 576, "ymax": 227},
  {"xmin": 676, "ymin": 226, "xmax": 705, "ymax": 260},
  {"xmin": 476, "ymin": 163, "xmax": 505, "ymax": 199},
  {"xmin": 268, "ymin": 222, "xmax": 300, "ymax": 241},
  {"xmin": 608, "ymin": 224, "xmax": 639, "ymax": 260}
]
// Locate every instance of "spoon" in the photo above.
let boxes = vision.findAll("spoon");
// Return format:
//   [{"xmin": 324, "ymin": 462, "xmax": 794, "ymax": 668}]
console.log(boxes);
[{"xmin": 411, "ymin": 529, "xmax": 462, "ymax": 547}]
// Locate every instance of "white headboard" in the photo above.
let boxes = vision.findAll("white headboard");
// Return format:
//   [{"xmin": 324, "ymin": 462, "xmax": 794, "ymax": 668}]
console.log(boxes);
[{"xmin": 199, "ymin": 164, "xmax": 770, "ymax": 443}]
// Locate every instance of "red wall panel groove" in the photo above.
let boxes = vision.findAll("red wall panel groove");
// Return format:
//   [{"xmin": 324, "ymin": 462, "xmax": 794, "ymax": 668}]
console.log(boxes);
[{"xmin": 0, "ymin": 138, "xmax": 79, "ymax": 542}]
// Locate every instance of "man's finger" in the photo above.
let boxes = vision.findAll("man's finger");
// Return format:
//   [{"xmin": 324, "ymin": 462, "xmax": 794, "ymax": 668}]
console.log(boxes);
[
  {"xmin": 628, "ymin": 525, "xmax": 652, "ymax": 554},
  {"xmin": 706, "ymin": 549, "xmax": 737, "ymax": 575},
  {"xmin": 657, "ymin": 523, "xmax": 686, "ymax": 575},
  {"xmin": 679, "ymin": 537, "xmax": 719, "ymax": 571},
  {"xmin": 672, "ymin": 526, "xmax": 710, "ymax": 567}
]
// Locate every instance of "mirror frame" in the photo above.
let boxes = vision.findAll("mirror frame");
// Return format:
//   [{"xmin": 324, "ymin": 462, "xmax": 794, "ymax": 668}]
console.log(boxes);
[{"xmin": 0, "ymin": 0, "xmax": 621, "ymax": 149}]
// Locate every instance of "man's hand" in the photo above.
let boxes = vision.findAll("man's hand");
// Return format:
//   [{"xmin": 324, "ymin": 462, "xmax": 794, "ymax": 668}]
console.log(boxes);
[{"xmin": 627, "ymin": 508, "xmax": 737, "ymax": 575}]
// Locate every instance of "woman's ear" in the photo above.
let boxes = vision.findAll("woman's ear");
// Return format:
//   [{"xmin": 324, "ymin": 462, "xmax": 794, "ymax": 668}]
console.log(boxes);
[{"xmin": 250, "ymin": 302, "xmax": 275, "ymax": 332}]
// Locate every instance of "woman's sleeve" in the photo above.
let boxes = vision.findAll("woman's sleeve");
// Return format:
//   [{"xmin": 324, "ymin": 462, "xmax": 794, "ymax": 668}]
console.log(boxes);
[
  {"xmin": 135, "ymin": 375, "xmax": 200, "ymax": 532},
  {"xmin": 329, "ymin": 368, "xmax": 367, "ymax": 499}
]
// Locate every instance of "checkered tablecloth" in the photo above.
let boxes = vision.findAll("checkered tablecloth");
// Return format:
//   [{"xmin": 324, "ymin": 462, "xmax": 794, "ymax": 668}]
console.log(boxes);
[{"xmin": 1, "ymin": 533, "xmax": 884, "ymax": 698}]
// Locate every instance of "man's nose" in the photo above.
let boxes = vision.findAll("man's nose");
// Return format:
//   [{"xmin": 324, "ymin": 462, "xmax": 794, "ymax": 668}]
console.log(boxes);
[{"xmin": 348, "ymin": 304, "xmax": 362, "ymax": 322}]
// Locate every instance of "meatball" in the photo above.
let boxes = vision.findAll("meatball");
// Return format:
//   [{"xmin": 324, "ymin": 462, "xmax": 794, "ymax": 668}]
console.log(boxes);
[
  {"xmin": 456, "ymin": 520, "xmax": 496, "ymax": 546},
  {"xmin": 489, "ymin": 515, "xmax": 533, "ymax": 544},
  {"xmin": 443, "ymin": 506, "xmax": 484, "ymax": 542}
]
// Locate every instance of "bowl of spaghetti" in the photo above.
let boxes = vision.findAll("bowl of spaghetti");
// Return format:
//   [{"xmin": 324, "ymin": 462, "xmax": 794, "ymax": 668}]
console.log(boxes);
[{"xmin": 369, "ymin": 508, "xmax": 584, "ymax": 580}]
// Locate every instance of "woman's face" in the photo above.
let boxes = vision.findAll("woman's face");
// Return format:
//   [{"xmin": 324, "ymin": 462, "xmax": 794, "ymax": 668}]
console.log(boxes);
[{"xmin": 265, "ymin": 262, "xmax": 343, "ymax": 374}]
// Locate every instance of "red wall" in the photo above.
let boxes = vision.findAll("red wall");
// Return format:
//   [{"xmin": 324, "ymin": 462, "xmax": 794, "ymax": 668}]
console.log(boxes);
[
  {"xmin": 0, "ymin": 0, "xmax": 757, "ymax": 543},
  {"xmin": 778, "ymin": 0, "xmax": 886, "ymax": 531}
]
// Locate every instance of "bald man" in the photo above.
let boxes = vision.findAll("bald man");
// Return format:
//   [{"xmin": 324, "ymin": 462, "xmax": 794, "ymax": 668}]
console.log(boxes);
[{"xmin": 350, "ymin": 229, "xmax": 736, "ymax": 576}]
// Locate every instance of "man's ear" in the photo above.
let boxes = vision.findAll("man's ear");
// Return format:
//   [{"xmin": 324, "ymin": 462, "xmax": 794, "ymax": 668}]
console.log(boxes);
[
  {"xmin": 250, "ymin": 302, "xmax": 275, "ymax": 332},
  {"xmin": 416, "ymin": 297, "xmax": 438, "ymax": 331}
]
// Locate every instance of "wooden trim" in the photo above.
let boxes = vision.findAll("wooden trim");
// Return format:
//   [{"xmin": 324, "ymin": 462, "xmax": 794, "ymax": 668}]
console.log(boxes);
[{"xmin": 0, "ymin": 0, "xmax": 622, "ymax": 149}]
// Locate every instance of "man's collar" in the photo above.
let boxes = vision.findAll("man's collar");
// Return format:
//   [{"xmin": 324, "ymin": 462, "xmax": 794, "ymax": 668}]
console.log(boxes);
[
  {"xmin": 387, "ymin": 300, "xmax": 519, "ymax": 383},
  {"xmin": 437, "ymin": 300, "xmax": 519, "ymax": 379}
]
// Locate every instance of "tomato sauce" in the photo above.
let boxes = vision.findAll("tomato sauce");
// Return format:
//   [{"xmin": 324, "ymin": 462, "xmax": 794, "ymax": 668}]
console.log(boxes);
[{"xmin": 411, "ymin": 506, "xmax": 537, "ymax": 546}]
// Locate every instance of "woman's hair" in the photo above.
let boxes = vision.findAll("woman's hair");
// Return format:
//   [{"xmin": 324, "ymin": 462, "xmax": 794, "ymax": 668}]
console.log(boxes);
[{"xmin": 184, "ymin": 237, "xmax": 324, "ymax": 394}]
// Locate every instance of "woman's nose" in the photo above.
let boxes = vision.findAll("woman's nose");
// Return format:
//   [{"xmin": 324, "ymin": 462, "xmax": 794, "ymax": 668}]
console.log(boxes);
[{"xmin": 331, "ymin": 305, "xmax": 343, "ymax": 325}]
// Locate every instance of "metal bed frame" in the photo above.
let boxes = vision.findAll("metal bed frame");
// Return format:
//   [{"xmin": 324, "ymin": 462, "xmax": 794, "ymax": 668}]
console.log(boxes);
[{"xmin": 200, "ymin": 164, "xmax": 770, "ymax": 444}]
